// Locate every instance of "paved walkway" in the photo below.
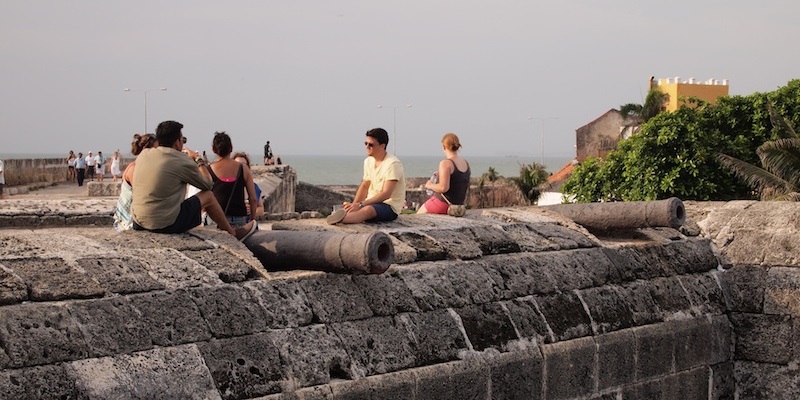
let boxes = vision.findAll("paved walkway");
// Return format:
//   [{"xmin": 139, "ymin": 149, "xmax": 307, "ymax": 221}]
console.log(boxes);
[{"xmin": 4, "ymin": 180, "xmax": 115, "ymax": 200}]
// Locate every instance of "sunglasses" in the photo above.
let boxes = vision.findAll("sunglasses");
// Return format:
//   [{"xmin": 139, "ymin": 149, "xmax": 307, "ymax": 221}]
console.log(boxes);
[
  {"xmin": 364, "ymin": 142, "xmax": 378, "ymax": 148},
  {"xmin": 181, "ymin": 136, "xmax": 187, "ymax": 144}
]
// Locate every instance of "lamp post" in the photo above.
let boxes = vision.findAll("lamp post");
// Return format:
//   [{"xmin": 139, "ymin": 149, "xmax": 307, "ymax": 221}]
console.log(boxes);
[
  {"xmin": 123, "ymin": 87, "xmax": 167, "ymax": 133},
  {"xmin": 527, "ymin": 116, "xmax": 558, "ymax": 165},
  {"xmin": 377, "ymin": 104, "xmax": 412, "ymax": 154}
]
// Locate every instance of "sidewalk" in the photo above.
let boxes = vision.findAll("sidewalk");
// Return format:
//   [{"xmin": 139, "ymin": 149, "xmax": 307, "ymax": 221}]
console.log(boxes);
[{"xmin": 6, "ymin": 180, "xmax": 113, "ymax": 200}]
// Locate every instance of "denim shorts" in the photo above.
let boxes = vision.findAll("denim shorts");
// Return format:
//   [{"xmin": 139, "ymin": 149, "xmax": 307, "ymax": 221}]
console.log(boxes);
[{"xmin": 369, "ymin": 203, "xmax": 398, "ymax": 222}]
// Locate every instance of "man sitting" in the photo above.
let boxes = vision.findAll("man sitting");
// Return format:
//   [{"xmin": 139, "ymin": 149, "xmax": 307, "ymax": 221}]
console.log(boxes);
[{"xmin": 131, "ymin": 120, "xmax": 256, "ymax": 241}]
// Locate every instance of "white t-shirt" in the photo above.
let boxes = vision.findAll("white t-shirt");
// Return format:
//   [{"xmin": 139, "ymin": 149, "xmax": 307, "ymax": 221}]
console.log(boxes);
[{"xmin": 362, "ymin": 154, "xmax": 405, "ymax": 214}]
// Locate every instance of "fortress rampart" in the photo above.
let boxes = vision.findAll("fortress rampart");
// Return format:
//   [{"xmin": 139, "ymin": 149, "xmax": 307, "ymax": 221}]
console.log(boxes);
[{"xmin": 0, "ymin": 201, "xmax": 796, "ymax": 399}]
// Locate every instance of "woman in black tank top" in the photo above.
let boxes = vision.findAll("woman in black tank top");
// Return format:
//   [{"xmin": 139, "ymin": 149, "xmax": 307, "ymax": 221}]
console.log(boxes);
[{"xmin": 418, "ymin": 133, "xmax": 471, "ymax": 214}]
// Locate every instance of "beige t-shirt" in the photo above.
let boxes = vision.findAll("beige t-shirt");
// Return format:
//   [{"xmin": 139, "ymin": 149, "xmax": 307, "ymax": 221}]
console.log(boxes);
[
  {"xmin": 362, "ymin": 154, "xmax": 405, "ymax": 214},
  {"xmin": 131, "ymin": 147, "xmax": 212, "ymax": 230}
]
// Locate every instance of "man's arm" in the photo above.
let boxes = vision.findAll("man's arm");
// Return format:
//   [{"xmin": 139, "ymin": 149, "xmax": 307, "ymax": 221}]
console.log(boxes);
[
  {"xmin": 345, "ymin": 180, "xmax": 371, "ymax": 212},
  {"xmin": 364, "ymin": 179, "xmax": 397, "ymax": 205}
]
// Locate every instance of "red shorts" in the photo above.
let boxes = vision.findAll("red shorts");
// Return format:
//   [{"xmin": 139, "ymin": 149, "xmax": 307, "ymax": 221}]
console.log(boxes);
[{"xmin": 422, "ymin": 195, "xmax": 449, "ymax": 214}]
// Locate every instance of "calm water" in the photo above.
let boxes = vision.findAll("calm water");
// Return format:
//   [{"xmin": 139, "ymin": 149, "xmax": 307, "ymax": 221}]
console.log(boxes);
[{"xmin": 0, "ymin": 152, "xmax": 573, "ymax": 186}]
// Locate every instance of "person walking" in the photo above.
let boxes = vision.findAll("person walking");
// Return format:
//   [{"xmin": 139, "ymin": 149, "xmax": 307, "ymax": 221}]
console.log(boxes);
[
  {"xmin": 95, "ymin": 151, "xmax": 106, "ymax": 182},
  {"xmin": 67, "ymin": 150, "xmax": 76, "ymax": 182},
  {"xmin": 326, "ymin": 127, "xmax": 405, "ymax": 225},
  {"xmin": 0, "ymin": 158, "xmax": 5, "ymax": 199},
  {"xmin": 75, "ymin": 152, "xmax": 86, "ymax": 186},
  {"xmin": 416, "ymin": 133, "xmax": 471, "ymax": 214},
  {"xmin": 110, "ymin": 150, "xmax": 122, "ymax": 183},
  {"xmin": 85, "ymin": 151, "xmax": 96, "ymax": 181}
]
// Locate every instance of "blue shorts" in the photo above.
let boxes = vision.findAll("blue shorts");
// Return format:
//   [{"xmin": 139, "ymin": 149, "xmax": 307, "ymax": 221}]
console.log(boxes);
[
  {"xmin": 133, "ymin": 195, "xmax": 202, "ymax": 234},
  {"xmin": 369, "ymin": 203, "xmax": 398, "ymax": 222}
]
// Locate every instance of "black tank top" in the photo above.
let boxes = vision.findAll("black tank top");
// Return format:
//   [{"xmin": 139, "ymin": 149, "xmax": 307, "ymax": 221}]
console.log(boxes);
[
  {"xmin": 442, "ymin": 159, "xmax": 470, "ymax": 205},
  {"xmin": 208, "ymin": 163, "xmax": 247, "ymax": 217}
]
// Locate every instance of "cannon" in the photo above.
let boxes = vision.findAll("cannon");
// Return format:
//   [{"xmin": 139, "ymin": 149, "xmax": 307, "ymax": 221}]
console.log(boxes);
[
  {"xmin": 244, "ymin": 230, "xmax": 394, "ymax": 275},
  {"xmin": 541, "ymin": 197, "xmax": 686, "ymax": 230}
]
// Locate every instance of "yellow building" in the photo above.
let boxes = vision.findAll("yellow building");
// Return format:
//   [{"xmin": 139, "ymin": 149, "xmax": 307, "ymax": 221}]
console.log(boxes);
[{"xmin": 652, "ymin": 76, "xmax": 729, "ymax": 111}]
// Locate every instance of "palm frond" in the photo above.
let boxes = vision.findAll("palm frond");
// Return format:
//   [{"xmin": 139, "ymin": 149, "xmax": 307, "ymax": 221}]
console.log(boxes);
[
  {"xmin": 717, "ymin": 153, "xmax": 793, "ymax": 196},
  {"xmin": 756, "ymin": 138, "xmax": 800, "ymax": 185},
  {"xmin": 768, "ymin": 102, "xmax": 798, "ymax": 139}
]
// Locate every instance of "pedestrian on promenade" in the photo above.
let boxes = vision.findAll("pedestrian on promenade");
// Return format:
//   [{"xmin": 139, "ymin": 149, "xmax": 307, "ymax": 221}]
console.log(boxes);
[
  {"xmin": 85, "ymin": 151, "xmax": 96, "ymax": 181},
  {"xmin": 327, "ymin": 127, "xmax": 405, "ymax": 225},
  {"xmin": 110, "ymin": 150, "xmax": 122, "ymax": 183},
  {"xmin": 75, "ymin": 152, "xmax": 86, "ymax": 186},
  {"xmin": 417, "ymin": 133, "xmax": 471, "ymax": 215},
  {"xmin": 263, "ymin": 141, "xmax": 274, "ymax": 165},
  {"xmin": 131, "ymin": 120, "xmax": 256, "ymax": 241},
  {"xmin": 207, "ymin": 132, "xmax": 258, "ymax": 227},
  {"xmin": 95, "ymin": 151, "xmax": 106, "ymax": 182},
  {"xmin": 113, "ymin": 134, "xmax": 156, "ymax": 231},
  {"xmin": 0, "ymin": 158, "xmax": 5, "ymax": 199},
  {"xmin": 67, "ymin": 150, "xmax": 76, "ymax": 182}
]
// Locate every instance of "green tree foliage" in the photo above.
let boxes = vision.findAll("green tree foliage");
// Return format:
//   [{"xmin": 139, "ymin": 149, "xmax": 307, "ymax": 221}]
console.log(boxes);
[
  {"xmin": 619, "ymin": 87, "xmax": 670, "ymax": 122},
  {"xmin": 510, "ymin": 162, "xmax": 549, "ymax": 203},
  {"xmin": 564, "ymin": 79, "xmax": 800, "ymax": 202}
]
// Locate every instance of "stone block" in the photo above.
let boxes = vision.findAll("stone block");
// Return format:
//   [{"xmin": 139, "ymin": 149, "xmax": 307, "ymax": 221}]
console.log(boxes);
[
  {"xmin": 503, "ymin": 297, "xmax": 551, "ymax": 343},
  {"xmin": 709, "ymin": 314, "xmax": 734, "ymax": 365},
  {"xmin": 352, "ymin": 273, "xmax": 420, "ymax": 316},
  {"xmin": 401, "ymin": 309, "xmax": 468, "ymax": 365},
  {"xmin": 330, "ymin": 316, "xmax": 417, "ymax": 377},
  {"xmin": 634, "ymin": 323, "xmax": 675, "ymax": 380},
  {"xmin": 527, "ymin": 223, "xmax": 595, "ymax": 249},
  {"xmin": 269, "ymin": 324, "xmax": 353, "ymax": 387},
  {"xmin": 414, "ymin": 361, "xmax": 490, "ymax": 400},
  {"xmin": 608, "ymin": 244, "xmax": 675, "ymax": 281},
  {"xmin": 538, "ymin": 249, "xmax": 611, "ymax": 291},
  {"xmin": 137, "ymin": 248, "xmax": 222, "ymax": 289},
  {"xmin": 127, "ymin": 289, "xmax": 212, "ymax": 346},
  {"xmin": 596, "ymin": 329, "xmax": 635, "ymax": 390},
  {"xmin": 601, "ymin": 247, "xmax": 638, "ymax": 284},
  {"xmin": 298, "ymin": 274, "xmax": 373, "ymax": 323},
  {"xmin": 293, "ymin": 385, "xmax": 333, "ymax": 400},
  {"xmin": 650, "ymin": 276, "xmax": 695, "ymax": 317},
  {"xmin": 580, "ymin": 285, "xmax": 635, "ymax": 334},
  {"xmin": 718, "ymin": 264, "xmax": 766, "ymax": 313},
  {"xmin": 680, "ymin": 272, "xmax": 726, "ymax": 317},
  {"xmin": 500, "ymin": 223, "xmax": 561, "ymax": 253},
  {"xmin": 454, "ymin": 302, "xmax": 518, "ymax": 351},
  {"xmin": 763, "ymin": 266, "xmax": 800, "ymax": 316},
  {"xmin": 476, "ymin": 254, "xmax": 559, "ymax": 299},
  {"xmin": 0, "ymin": 363, "xmax": 87, "ymax": 399},
  {"xmin": 188, "ymin": 284, "xmax": 268, "ymax": 338},
  {"xmin": 425, "ymin": 228, "xmax": 484, "ymax": 260},
  {"xmin": 87, "ymin": 181, "xmax": 121, "ymax": 196},
  {"xmin": 75, "ymin": 257, "xmax": 165, "ymax": 294},
  {"xmin": 0, "ymin": 302, "xmax": 89, "ymax": 367},
  {"xmin": 65, "ymin": 215, "xmax": 114, "ymax": 226},
  {"xmin": 244, "ymin": 279, "xmax": 314, "ymax": 329},
  {"xmin": 328, "ymin": 369, "xmax": 416, "ymax": 400},
  {"xmin": 710, "ymin": 361, "xmax": 734, "ymax": 400},
  {"xmin": 721, "ymin": 229, "xmax": 769, "ymax": 265},
  {"xmin": 488, "ymin": 349, "xmax": 544, "ymax": 400},
  {"xmin": 763, "ymin": 229, "xmax": 800, "ymax": 266},
  {"xmin": 70, "ymin": 344, "xmax": 221, "ymax": 400},
  {"xmin": 542, "ymin": 337, "xmax": 595, "ymax": 400},
  {"xmin": 734, "ymin": 361, "xmax": 800, "ymax": 400},
  {"xmin": 390, "ymin": 231, "xmax": 448, "ymax": 261},
  {"xmin": 662, "ymin": 367, "xmax": 710, "ymax": 400},
  {"xmin": 467, "ymin": 225, "xmax": 521, "ymax": 255},
  {"xmin": 535, "ymin": 292, "xmax": 592, "ymax": 342},
  {"xmin": 394, "ymin": 260, "xmax": 500, "ymax": 311},
  {"xmin": 2, "ymin": 257, "xmax": 105, "ymax": 301},
  {"xmin": 729, "ymin": 312, "xmax": 793, "ymax": 364},
  {"xmin": 0, "ymin": 264, "xmax": 27, "ymax": 305},
  {"xmin": 196, "ymin": 333, "xmax": 284, "ymax": 399},
  {"xmin": 183, "ymin": 248, "xmax": 259, "ymax": 283},
  {"xmin": 672, "ymin": 318, "xmax": 712, "ymax": 371},
  {"xmin": 68, "ymin": 296, "xmax": 152, "ymax": 357},
  {"xmin": 621, "ymin": 379, "xmax": 661, "ymax": 400}
]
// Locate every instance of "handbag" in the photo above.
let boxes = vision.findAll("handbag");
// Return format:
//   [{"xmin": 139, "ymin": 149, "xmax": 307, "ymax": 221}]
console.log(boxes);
[{"xmin": 440, "ymin": 193, "xmax": 466, "ymax": 217}]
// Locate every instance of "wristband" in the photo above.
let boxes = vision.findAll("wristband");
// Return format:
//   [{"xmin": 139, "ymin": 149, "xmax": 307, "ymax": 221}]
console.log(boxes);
[
  {"xmin": 358, "ymin": 202, "xmax": 364, "ymax": 208},
  {"xmin": 194, "ymin": 156, "xmax": 204, "ymax": 164}
]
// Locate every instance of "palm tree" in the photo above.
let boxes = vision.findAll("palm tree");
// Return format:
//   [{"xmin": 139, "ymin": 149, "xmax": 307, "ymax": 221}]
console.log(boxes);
[
  {"xmin": 511, "ymin": 162, "xmax": 549, "ymax": 204},
  {"xmin": 718, "ymin": 103, "xmax": 800, "ymax": 200},
  {"xmin": 620, "ymin": 87, "xmax": 669, "ymax": 122}
]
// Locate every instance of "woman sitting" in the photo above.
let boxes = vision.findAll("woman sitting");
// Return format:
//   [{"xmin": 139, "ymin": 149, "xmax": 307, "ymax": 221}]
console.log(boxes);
[
  {"xmin": 207, "ymin": 132, "xmax": 258, "ymax": 227},
  {"xmin": 417, "ymin": 132, "xmax": 471, "ymax": 214},
  {"xmin": 232, "ymin": 152, "xmax": 265, "ymax": 220},
  {"xmin": 113, "ymin": 134, "xmax": 157, "ymax": 231}
]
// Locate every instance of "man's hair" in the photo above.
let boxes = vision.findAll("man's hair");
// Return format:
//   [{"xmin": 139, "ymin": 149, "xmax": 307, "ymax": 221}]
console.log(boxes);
[
  {"xmin": 156, "ymin": 120, "xmax": 184, "ymax": 147},
  {"xmin": 366, "ymin": 128, "xmax": 389, "ymax": 146},
  {"xmin": 212, "ymin": 131, "xmax": 233, "ymax": 157}
]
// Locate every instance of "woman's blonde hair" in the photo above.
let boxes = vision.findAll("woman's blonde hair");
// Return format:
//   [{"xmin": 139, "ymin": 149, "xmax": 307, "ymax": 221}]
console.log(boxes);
[{"xmin": 442, "ymin": 132, "xmax": 462, "ymax": 151}]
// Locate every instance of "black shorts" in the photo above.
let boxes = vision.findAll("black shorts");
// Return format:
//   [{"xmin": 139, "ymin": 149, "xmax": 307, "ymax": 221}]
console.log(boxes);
[{"xmin": 133, "ymin": 196, "xmax": 202, "ymax": 234}]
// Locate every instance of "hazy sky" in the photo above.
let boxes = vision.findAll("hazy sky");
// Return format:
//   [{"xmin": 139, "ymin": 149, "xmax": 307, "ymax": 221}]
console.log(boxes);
[{"xmin": 2, "ymin": 1, "xmax": 798, "ymax": 159}]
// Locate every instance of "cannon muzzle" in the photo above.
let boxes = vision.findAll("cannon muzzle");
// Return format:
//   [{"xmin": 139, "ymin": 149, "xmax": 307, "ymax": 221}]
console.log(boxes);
[{"xmin": 542, "ymin": 197, "xmax": 686, "ymax": 230}]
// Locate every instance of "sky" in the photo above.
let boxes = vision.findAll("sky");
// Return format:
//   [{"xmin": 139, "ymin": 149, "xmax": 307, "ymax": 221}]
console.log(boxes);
[{"xmin": 1, "ymin": 1, "xmax": 799, "ymax": 159}]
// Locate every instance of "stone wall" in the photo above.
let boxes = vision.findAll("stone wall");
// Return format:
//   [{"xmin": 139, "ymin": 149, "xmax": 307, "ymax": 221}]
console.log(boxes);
[
  {"xmin": 2, "ymin": 158, "xmax": 67, "ymax": 186},
  {"xmin": 253, "ymin": 165, "xmax": 296, "ymax": 215},
  {"xmin": 0, "ymin": 202, "xmax": 744, "ymax": 399}
]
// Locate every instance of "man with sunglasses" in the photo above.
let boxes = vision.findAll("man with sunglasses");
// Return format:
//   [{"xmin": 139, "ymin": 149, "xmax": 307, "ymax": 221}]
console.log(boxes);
[
  {"xmin": 131, "ymin": 120, "xmax": 257, "ymax": 241},
  {"xmin": 327, "ymin": 127, "xmax": 405, "ymax": 224}
]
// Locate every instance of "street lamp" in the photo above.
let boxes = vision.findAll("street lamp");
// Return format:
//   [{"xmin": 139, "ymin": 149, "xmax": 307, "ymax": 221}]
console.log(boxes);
[
  {"xmin": 123, "ymin": 87, "xmax": 167, "ymax": 133},
  {"xmin": 377, "ymin": 104, "xmax": 412, "ymax": 154},
  {"xmin": 527, "ymin": 116, "xmax": 558, "ymax": 165}
]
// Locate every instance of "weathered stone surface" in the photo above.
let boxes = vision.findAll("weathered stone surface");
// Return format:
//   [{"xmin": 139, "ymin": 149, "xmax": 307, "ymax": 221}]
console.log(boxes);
[
  {"xmin": 70, "ymin": 344, "xmax": 221, "ymax": 400},
  {"xmin": 65, "ymin": 215, "xmax": 114, "ymax": 226},
  {"xmin": 634, "ymin": 323, "xmax": 675, "ymax": 380},
  {"xmin": 680, "ymin": 271, "xmax": 726, "ymax": 316},
  {"xmin": 595, "ymin": 329, "xmax": 635, "ymax": 391},
  {"xmin": 672, "ymin": 318, "xmax": 712, "ymax": 371},
  {"xmin": 662, "ymin": 367, "xmax": 709, "ymax": 400},
  {"xmin": 467, "ymin": 225, "xmax": 521, "ymax": 255},
  {"xmin": 580, "ymin": 285, "xmax": 635, "ymax": 334},
  {"xmin": 196, "ymin": 334, "xmax": 284, "ymax": 399},
  {"xmin": 621, "ymin": 379, "xmax": 661, "ymax": 399},
  {"xmin": 184, "ymin": 248, "xmax": 259, "ymax": 283},
  {"xmin": 75, "ymin": 257, "xmax": 165, "ymax": 294},
  {"xmin": 298, "ymin": 274, "xmax": 373, "ymax": 323},
  {"xmin": 729, "ymin": 312, "xmax": 793, "ymax": 364},
  {"xmin": 542, "ymin": 337, "xmax": 595, "ymax": 400},
  {"xmin": 244, "ymin": 279, "xmax": 314, "ymax": 329},
  {"xmin": 526, "ymin": 222, "xmax": 596, "ymax": 249},
  {"xmin": 488, "ymin": 348, "xmax": 544, "ymax": 400},
  {"xmin": 454, "ymin": 302, "xmax": 518, "ymax": 351},
  {"xmin": 503, "ymin": 297, "xmax": 551, "ymax": 343},
  {"xmin": 269, "ymin": 324, "xmax": 353, "ymax": 386},
  {"xmin": 475, "ymin": 254, "xmax": 559, "ymax": 300},
  {"xmin": 414, "ymin": 361, "xmax": 490, "ymax": 400},
  {"xmin": 0, "ymin": 363, "xmax": 87, "ymax": 400},
  {"xmin": 719, "ymin": 264, "xmax": 767, "ymax": 313},
  {"xmin": 189, "ymin": 284, "xmax": 268, "ymax": 338},
  {"xmin": 535, "ymin": 292, "xmax": 592, "ymax": 342},
  {"xmin": 711, "ymin": 361, "xmax": 735, "ymax": 400},
  {"xmin": 763, "ymin": 229, "xmax": 800, "ymax": 266},
  {"xmin": 424, "ymin": 228, "xmax": 484, "ymax": 260},
  {"xmin": 68, "ymin": 296, "xmax": 152, "ymax": 357},
  {"xmin": 544, "ymin": 248, "xmax": 613, "ymax": 291},
  {"xmin": 499, "ymin": 223, "xmax": 560, "ymax": 252},
  {"xmin": 136, "ymin": 248, "xmax": 222, "ymax": 289},
  {"xmin": 0, "ymin": 264, "xmax": 27, "ymax": 305},
  {"xmin": 352, "ymin": 273, "xmax": 420, "ymax": 316},
  {"xmin": 763, "ymin": 266, "xmax": 800, "ymax": 316},
  {"xmin": 709, "ymin": 314, "xmax": 734, "ymax": 365},
  {"xmin": 606, "ymin": 244, "xmax": 676, "ymax": 281},
  {"xmin": 401, "ymin": 310, "xmax": 468, "ymax": 365},
  {"xmin": 0, "ymin": 302, "xmax": 89, "ymax": 367},
  {"xmin": 735, "ymin": 361, "xmax": 800, "ymax": 400},
  {"xmin": 330, "ymin": 316, "xmax": 417, "ymax": 376},
  {"xmin": 390, "ymin": 231, "xmax": 448, "ymax": 261},
  {"xmin": 126, "ymin": 289, "xmax": 212, "ymax": 346},
  {"xmin": 3, "ymin": 257, "xmax": 105, "ymax": 301},
  {"xmin": 328, "ymin": 369, "xmax": 416, "ymax": 400},
  {"xmin": 395, "ymin": 261, "xmax": 500, "ymax": 311}
]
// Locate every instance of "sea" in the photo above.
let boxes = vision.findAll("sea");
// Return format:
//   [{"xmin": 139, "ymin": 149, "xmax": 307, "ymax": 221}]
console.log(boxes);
[{"xmin": 0, "ymin": 152, "xmax": 573, "ymax": 186}]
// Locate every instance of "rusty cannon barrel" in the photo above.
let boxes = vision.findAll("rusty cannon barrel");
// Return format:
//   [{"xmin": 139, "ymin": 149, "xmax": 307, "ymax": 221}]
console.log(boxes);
[
  {"xmin": 244, "ymin": 230, "xmax": 394, "ymax": 274},
  {"xmin": 541, "ymin": 197, "xmax": 686, "ymax": 230}
]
